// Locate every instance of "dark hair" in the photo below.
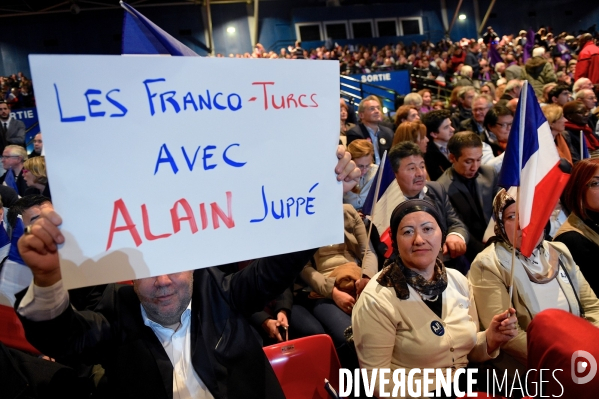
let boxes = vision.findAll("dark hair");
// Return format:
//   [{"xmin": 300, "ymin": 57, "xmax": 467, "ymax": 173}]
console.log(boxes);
[
  {"xmin": 389, "ymin": 141, "xmax": 422, "ymax": 173},
  {"xmin": 7, "ymin": 195, "xmax": 51, "ymax": 229},
  {"xmin": 563, "ymin": 100, "xmax": 587, "ymax": 119},
  {"xmin": 549, "ymin": 85, "xmax": 570, "ymax": 102},
  {"xmin": 483, "ymin": 105, "xmax": 513, "ymax": 130},
  {"xmin": 562, "ymin": 158, "xmax": 599, "ymax": 220},
  {"xmin": 422, "ymin": 109, "xmax": 451, "ymax": 137},
  {"xmin": 447, "ymin": 131, "xmax": 483, "ymax": 159}
]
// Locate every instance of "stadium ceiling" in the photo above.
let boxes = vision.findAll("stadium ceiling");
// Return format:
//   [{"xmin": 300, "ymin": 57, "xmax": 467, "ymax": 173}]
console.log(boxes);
[
  {"xmin": 0, "ymin": 0, "xmax": 408, "ymax": 18},
  {"xmin": 0, "ymin": 0, "xmax": 261, "ymax": 18}
]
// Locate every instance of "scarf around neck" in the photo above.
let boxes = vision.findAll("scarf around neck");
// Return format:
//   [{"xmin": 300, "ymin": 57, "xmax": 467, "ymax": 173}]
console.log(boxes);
[{"xmin": 377, "ymin": 257, "xmax": 448, "ymax": 300}]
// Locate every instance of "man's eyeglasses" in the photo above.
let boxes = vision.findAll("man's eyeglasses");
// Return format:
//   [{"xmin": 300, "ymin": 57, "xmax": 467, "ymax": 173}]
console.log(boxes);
[
  {"xmin": 0, "ymin": 155, "xmax": 19, "ymax": 159},
  {"xmin": 495, "ymin": 123, "xmax": 513, "ymax": 129},
  {"xmin": 356, "ymin": 164, "xmax": 371, "ymax": 170}
]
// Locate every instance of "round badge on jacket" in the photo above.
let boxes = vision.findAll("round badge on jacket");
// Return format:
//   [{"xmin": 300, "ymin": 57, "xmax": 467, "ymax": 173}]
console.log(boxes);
[
  {"xmin": 430, "ymin": 320, "xmax": 445, "ymax": 336},
  {"xmin": 380, "ymin": 138, "xmax": 387, "ymax": 145}
]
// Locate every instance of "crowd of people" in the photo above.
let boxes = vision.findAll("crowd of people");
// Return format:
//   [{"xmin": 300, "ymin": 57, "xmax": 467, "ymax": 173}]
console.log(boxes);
[{"xmin": 1, "ymin": 23, "xmax": 599, "ymax": 399}]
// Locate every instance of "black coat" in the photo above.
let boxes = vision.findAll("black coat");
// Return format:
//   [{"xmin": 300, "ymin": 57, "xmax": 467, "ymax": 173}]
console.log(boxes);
[
  {"xmin": 437, "ymin": 166, "xmax": 499, "ymax": 261},
  {"xmin": 346, "ymin": 123, "xmax": 394, "ymax": 164},
  {"xmin": 16, "ymin": 250, "xmax": 314, "ymax": 399},
  {"xmin": 424, "ymin": 140, "xmax": 452, "ymax": 181}
]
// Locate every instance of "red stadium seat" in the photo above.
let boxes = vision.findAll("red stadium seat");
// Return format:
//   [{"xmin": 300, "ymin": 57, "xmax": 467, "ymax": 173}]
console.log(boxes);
[
  {"xmin": 456, "ymin": 392, "xmax": 506, "ymax": 398},
  {"xmin": 264, "ymin": 334, "xmax": 341, "ymax": 399},
  {"xmin": 0, "ymin": 304, "xmax": 40, "ymax": 355}
]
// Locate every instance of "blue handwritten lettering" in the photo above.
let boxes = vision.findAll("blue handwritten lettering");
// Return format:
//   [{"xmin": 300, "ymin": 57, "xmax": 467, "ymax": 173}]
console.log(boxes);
[
  {"xmin": 250, "ymin": 183, "xmax": 319, "ymax": 223},
  {"xmin": 84, "ymin": 89, "xmax": 106, "ymax": 117},
  {"xmin": 106, "ymin": 89, "xmax": 128, "ymax": 117},
  {"xmin": 154, "ymin": 144, "xmax": 179, "ymax": 175},
  {"xmin": 143, "ymin": 78, "xmax": 165, "ymax": 116},
  {"xmin": 54, "ymin": 84, "xmax": 85, "ymax": 122}
]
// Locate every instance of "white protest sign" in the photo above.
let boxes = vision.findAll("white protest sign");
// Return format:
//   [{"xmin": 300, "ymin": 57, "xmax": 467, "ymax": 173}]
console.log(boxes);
[{"xmin": 30, "ymin": 55, "xmax": 342, "ymax": 289}]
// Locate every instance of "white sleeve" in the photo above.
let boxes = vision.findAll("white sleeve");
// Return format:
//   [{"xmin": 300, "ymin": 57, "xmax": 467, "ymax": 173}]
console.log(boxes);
[{"xmin": 17, "ymin": 280, "xmax": 69, "ymax": 321}]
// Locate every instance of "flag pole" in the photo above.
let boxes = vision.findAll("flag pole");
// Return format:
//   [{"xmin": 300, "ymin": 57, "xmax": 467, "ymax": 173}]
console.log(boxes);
[
  {"xmin": 508, "ymin": 81, "xmax": 527, "ymax": 301},
  {"xmin": 361, "ymin": 150, "xmax": 387, "ymax": 277},
  {"xmin": 580, "ymin": 130, "xmax": 584, "ymax": 160}
]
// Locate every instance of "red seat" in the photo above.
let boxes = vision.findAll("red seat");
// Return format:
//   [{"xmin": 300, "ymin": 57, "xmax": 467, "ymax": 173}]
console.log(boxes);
[
  {"xmin": 456, "ymin": 392, "xmax": 506, "ymax": 398},
  {"xmin": 264, "ymin": 334, "xmax": 341, "ymax": 399},
  {"xmin": 0, "ymin": 304, "xmax": 40, "ymax": 355}
]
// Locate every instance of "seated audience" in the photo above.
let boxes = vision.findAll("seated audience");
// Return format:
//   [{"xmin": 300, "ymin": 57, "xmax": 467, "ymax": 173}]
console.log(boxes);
[
  {"xmin": 339, "ymin": 100, "xmax": 354, "ymax": 147},
  {"xmin": 469, "ymin": 188, "xmax": 599, "ymax": 379},
  {"xmin": 392, "ymin": 120, "xmax": 429, "ymax": 153},
  {"xmin": 14, "ymin": 149, "xmax": 359, "ymax": 399},
  {"xmin": 574, "ymin": 89, "xmax": 598, "ymax": 133},
  {"xmin": 29, "ymin": 133, "xmax": 43, "ymax": 158},
  {"xmin": 388, "ymin": 142, "xmax": 469, "ymax": 271},
  {"xmin": 422, "ymin": 109, "xmax": 454, "ymax": 181},
  {"xmin": 300, "ymin": 204, "xmax": 377, "ymax": 368},
  {"xmin": 542, "ymin": 104, "xmax": 573, "ymax": 165},
  {"xmin": 23, "ymin": 156, "xmax": 51, "ymax": 200},
  {"xmin": 352, "ymin": 199, "xmax": 516, "ymax": 396},
  {"xmin": 393, "ymin": 105, "xmax": 420, "ymax": 130},
  {"xmin": 482, "ymin": 105, "xmax": 513, "ymax": 157},
  {"xmin": 554, "ymin": 158, "xmax": 599, "ymax": 293},
  {"xmin": 0, "ymin": 145, "xmax": 27, "ymax": 196},
  {"xmin": 403, "ymin": 92, "xmax": 423, "ymax": 108},
  {"xmin": 437, "ymin": 132, "xmax": 499, "ymax": 262},
  {"xmin": 346, "ymin": 95, "xmax": 393, "ymax": 165},
  {"xmin": 548, "ymin": 84, "xmax": 572, "ymax": 106},
  {"xmin": 417, "ymin": 89, "xmax": 433, "ymax": 114},
  {"xmin": 563, "ymin": 100, "xmax": 599, "ymax": 158},
  {"xmin": 450, "ymin": 86, "xmax": 475, "ymax": 129},
  {"xmin": 343, "ymin": 140, "xmax": 378, "ymax": 212}
]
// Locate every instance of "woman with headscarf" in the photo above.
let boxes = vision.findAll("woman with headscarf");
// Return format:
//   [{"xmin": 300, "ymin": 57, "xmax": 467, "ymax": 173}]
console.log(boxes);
[
  {"xmin": 352, "ymin": 199, "xmax": 517, "ymax": 397},
  {"xmin": 469, "ymin": 189, "xmax": 599, "ymax": 379}
]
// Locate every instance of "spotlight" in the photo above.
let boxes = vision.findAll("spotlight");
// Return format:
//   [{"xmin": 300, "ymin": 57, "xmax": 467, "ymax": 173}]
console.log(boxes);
[
  {"xmin": 458, "ymin": 14, "xmax": 467, "ymax": 21},
  {"xmin": 226, "ymin": 27, "xmax": 236, "ymax": 34}
]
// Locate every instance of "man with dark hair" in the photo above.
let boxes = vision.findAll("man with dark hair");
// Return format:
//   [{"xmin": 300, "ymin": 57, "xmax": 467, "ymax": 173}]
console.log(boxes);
[
  {"xmin": 346, "ymin": 95, "xmax": 394, "ymax": 165},
  {"xmin": 15, "ymin": 151, "xmax": 360, "ymax": 399},
  {"xmin": 482, "ymin": 105, "xmax": 514, "ymax": 157},
  {"xmin": 422, "ymin": 109, "xmax": 454, "ymax": 181},
  {"xmin": 388, "ymin": 141, "xmax": 468, "ymax": 268},
  {"xmin": 548, "ymin": 85, "xmax": 572, "ymax": 106},
  {"xmin": 438, "ymin": 132, "xmax": 499, "ymax": 261},
  {"xmin": 0, "ymin": 101, "xmax": 25, "ymax": 151}
]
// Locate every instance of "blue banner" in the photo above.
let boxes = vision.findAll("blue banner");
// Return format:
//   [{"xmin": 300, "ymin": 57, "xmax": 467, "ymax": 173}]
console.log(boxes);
[{"xmin": 345, "ymin": 70, "xmax": 410, "ymax": 112}]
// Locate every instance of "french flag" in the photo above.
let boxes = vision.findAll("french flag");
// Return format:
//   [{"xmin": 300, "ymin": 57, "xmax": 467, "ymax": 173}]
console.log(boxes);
[
  {"xmin": 120, "ymin": 1, "xmax": 207, "ymax": 56},
  {"xmin": 498, "ymin": 82, "xmax": 570, "ymax": 257},
  {"xmin": 362, "ymin": 158, "xmax": 402, "ymax": 258}
]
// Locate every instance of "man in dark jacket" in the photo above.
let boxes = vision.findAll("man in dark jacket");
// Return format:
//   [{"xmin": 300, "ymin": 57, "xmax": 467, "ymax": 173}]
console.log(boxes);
[
  {"xmin": 14, "ymin": 151, "xmax": 360, "ymax": 399},
  {"xmin": 464, "ymin": 41, "xmax": 481, "ymax": 78}
]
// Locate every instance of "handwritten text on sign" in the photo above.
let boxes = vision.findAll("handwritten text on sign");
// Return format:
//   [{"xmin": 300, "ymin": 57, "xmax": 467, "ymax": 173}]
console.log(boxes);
[{"xmin": 30, "ymin": 55, "xmax": 342, "ymax": 289}]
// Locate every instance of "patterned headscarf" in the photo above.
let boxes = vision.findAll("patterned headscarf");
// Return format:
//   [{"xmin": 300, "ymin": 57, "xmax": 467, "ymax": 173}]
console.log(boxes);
[{"xmin": 492, "ymin": 188, "xmax": 515, "ymax": 244}]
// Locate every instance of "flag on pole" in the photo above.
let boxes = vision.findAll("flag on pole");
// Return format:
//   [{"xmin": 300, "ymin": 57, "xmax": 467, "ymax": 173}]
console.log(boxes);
[
  {"xmin": 522, "ymin": 29, "xmax": 535, "ymax": 64},
  {"xmin": 362, "ymin": 158, "xmax": 403, "ymax": 258},
  {"xmin": 120, "ymin": 1, "xmax": 204, "ymax": 56},
  {"xmin": 498, "ymin": 82, "xmax": 570, "ymax": 257}
]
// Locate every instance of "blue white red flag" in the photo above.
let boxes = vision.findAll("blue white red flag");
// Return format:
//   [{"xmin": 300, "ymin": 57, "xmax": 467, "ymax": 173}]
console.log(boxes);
[
  {"xmin": 498, "ymin": 82, "xmax": 570, "ymax": 257},
  {"xmin": 362, "ymin": 158, "xmax": 402, "ymax": 258},
  {"xmin": 3, "ymin": 171, "xmax": 18, "ymax": 193},
  {"xmin": 120, "ymin": 1, "xmax": 201, "ymax": 56}
]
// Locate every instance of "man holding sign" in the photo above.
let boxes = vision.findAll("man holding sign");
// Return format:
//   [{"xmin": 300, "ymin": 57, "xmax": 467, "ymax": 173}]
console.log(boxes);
[{"xmin": 15, "ymin": 148, "xmax": 358, "ymax": 399}]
